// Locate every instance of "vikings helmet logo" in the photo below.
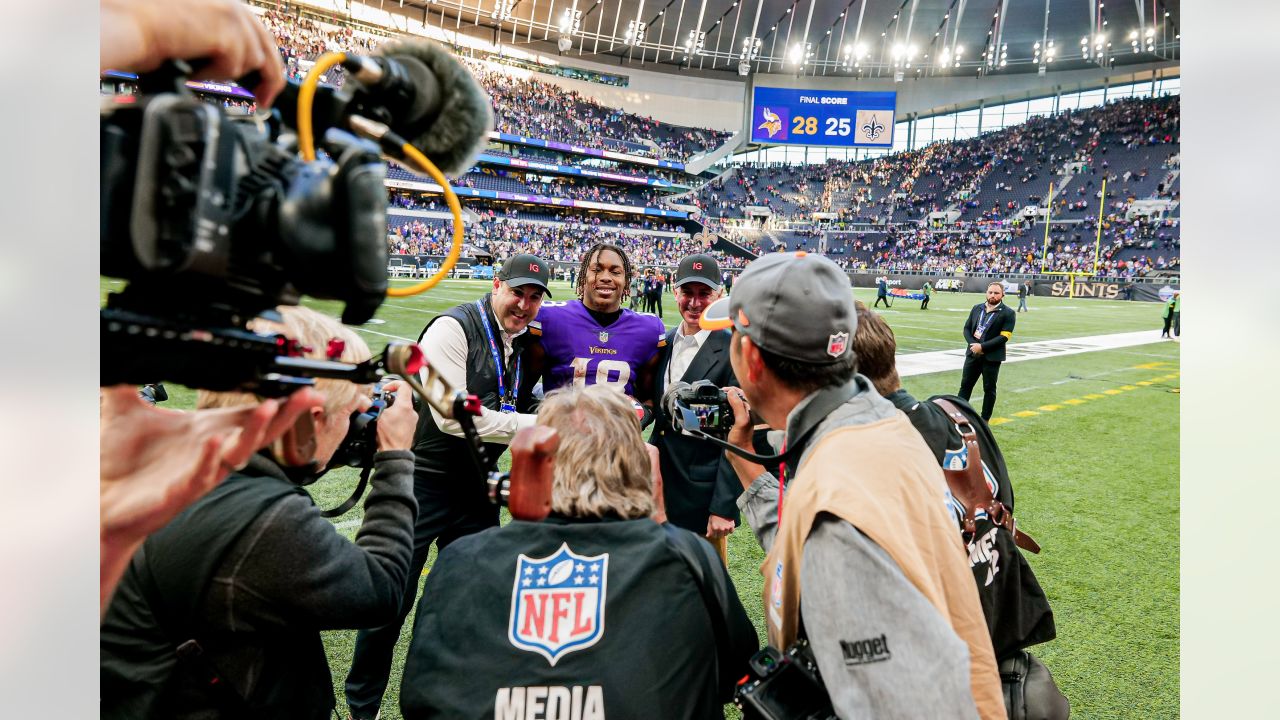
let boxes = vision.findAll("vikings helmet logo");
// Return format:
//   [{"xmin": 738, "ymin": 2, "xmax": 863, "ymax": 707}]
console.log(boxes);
[{"xmin": 757, "ymin": 107, "xmax": 782, "ymax": 138}]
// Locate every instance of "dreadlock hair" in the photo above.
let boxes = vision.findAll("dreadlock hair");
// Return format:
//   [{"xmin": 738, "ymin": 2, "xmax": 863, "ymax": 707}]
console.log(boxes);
[{"xmin": 575, "ymin": 243, "xmax": 633, "ymax": 304}]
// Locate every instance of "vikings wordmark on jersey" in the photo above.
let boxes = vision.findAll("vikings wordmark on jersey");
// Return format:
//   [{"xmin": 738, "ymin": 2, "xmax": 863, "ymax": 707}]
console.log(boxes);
[{"xmin": 508, "ymin": 543, "xmax": 609, "ymax": 666}]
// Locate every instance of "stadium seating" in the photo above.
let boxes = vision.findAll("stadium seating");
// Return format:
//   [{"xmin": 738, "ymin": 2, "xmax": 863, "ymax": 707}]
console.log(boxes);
[{"xmin": 257, "ymin": 9, "xmax": 732, "ymax": 163}]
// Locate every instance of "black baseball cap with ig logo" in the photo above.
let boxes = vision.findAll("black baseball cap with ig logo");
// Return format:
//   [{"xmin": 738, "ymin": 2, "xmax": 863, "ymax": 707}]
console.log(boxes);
[
  {"xmin": 673, "ymin": 253, "xmax": 722, "ymax": 290},
  {"xmin": 498, "ymin": 253, "xmax": 552, "ymax": 296}
]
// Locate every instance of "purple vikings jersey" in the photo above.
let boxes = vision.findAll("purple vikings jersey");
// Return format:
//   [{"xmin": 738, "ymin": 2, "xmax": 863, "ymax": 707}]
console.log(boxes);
[{"xmin": 531, "ymin": 301, "xmax": 666, "ymax": 396}]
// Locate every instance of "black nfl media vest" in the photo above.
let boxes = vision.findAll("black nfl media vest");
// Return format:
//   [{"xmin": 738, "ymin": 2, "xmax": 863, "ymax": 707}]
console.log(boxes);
[
  {"xmin": 413, "ymin": 295, "xmax": 534, "ymax": 491},
  {"xmin": 400, "ymin": 517, "xmax": 758, "ymax": 720}
]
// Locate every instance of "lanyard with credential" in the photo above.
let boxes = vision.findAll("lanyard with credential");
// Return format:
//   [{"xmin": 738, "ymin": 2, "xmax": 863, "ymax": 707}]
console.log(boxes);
[
  {"xmin": 975, "ymin": 307, "xmax": 998, "ymax": 339},
  {"xmin": 475, "ymin": 299, "xmax": 521, "ymax": 413}
]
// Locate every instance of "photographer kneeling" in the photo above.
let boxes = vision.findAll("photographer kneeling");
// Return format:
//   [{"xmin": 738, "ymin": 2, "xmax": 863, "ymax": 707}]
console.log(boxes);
[
  {"xmin": 101, "ymin": 306, "xmax": 419, "ymax": 720},
  {"xmin": 703, "ymin": 252, "xmax": 1005, "ymax": 719},
  {"xmin": 399, "ymin": 385, "xmax": 758, "ymax": 720}
]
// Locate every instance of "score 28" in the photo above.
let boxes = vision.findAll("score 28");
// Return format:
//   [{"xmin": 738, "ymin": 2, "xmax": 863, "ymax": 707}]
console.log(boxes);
[{"xmin": 790, "ymin": 115, "xmax": 852, "ymax": 136}]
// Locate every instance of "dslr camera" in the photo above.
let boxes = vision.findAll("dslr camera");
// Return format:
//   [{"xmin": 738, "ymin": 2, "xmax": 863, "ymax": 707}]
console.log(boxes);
[
  {"xmin": 734, "ymin": 640, "xmax": 836, "ymax": 720},
  {"xmin": 665, "ymin": 380, "xmax": 736, "ymax": 438}
]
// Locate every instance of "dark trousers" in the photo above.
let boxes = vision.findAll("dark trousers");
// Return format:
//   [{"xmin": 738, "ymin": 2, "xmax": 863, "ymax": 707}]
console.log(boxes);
[
  {"xmin": 921, "ymin": 296, "xmax": 930, "ymax": 310},
  {"xmin": 874, "ymin": 294, "xmax": 890, "ymax": 308},
  {"xmin": 958, "ymin": 354, "xmax": 1002, "ymax": 420},
  {"xmin": 344, "ymin": 476, "xmax": 499, "ymax": 717},
  {"xmin": 1161, "ymin": 314, "xmax": 1173, "ymax": 337},
  {"xmin": 649, "ymin": 292, "xmax": 663, "ymax": 317},
  {"xmin": 1173, "ymin": 311, "xmax": 1180, "ymax": 337}
]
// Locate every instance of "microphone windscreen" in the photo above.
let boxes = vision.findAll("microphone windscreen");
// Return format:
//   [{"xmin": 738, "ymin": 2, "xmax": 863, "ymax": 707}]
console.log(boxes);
[{"xmin": 376, "ymin": 39, "xmax": 494, "ymax": 177}]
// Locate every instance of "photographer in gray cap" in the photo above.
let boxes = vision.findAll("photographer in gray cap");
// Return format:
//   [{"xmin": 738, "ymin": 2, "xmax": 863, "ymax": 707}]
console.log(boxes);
[{"xmin": 701, "ymin": 251, "xmax": 1005, "ymax": 719}]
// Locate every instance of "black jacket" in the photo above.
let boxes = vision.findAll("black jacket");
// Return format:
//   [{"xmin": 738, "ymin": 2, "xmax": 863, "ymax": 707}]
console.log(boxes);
[
  {"xmin": 100, "ymin": 452, "xmax": 417, "ymax": 719},
  {"xmin": 885, "ymin": 390, "xmax": 1056, "ymax": 658},
  {"xmin": 963, "ymin": 302, "xmax": 1017, "ymax": 362},
  {"xmin": 400, "ymin": 516, "xmax": 759, "ymax": 720},
  {"xmin": 648, "ymin": 327, "xmax": 742, "ymax": 533}
]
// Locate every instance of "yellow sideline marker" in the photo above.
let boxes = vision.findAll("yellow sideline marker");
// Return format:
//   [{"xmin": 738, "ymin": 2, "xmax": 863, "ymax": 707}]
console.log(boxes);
[
  {"xmin": 1136, "ymin": 381, "xmax": 1154, "ymax": 386},
  {"xmin": 1038, "ymin": 405, "xmax": 1063, "ymax": 412},
  {"xmin": 1064, "ymin": 399, "xmax": 1086, "ymax": 405},
  {"xmin": 1120, "ymin": 385, "xmax": 1137, "ymax": 391},
  {"xmin": 1084, "ymin": 394, "xmax": 1107, "ymax": 400},
  {"xmin": 989, "ymin": 418, "xmax": 1012, "ymax": 426},
  {"xmin": 1103, "ymin": 389, "xmax": 1122, "ymax": 395},
  {"xmin": 1014, "ymin": 410, "xmax": 1040, "ymax": 418}
]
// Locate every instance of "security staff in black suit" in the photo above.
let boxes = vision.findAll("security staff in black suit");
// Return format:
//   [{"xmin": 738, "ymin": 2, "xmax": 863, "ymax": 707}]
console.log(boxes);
[
  {"xmin": 345, "ymin": 254, "xmax": 553, "ymax": 720},
  {"xmin": 959, "ymin": 282, "xmax": 1017, "ymax": 421},
  {"xmin": 648, "ymin": 254, "xmax": 742, "ymax": 553}
]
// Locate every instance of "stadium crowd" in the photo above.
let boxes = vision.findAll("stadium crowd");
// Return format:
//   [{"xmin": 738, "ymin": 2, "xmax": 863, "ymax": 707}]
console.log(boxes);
[{"xmin": 256, "ymin": 8, "xmax": 731, "ymax": 162}]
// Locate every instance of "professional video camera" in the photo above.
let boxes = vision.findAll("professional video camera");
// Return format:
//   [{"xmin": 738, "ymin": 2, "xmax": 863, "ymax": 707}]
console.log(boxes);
[
  {"xmin": 101, "ymin": 38, "xmax": 492, "ymax": 396},
  {"xmin": 663, "ymin": 380, "xmax": 737, "ymax": 438}
]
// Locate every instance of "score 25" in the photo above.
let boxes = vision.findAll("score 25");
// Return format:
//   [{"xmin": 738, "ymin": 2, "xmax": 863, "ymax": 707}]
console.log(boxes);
[{"xmin": 790, "ymin": 115, "xmax": 852, "ymax": 136}]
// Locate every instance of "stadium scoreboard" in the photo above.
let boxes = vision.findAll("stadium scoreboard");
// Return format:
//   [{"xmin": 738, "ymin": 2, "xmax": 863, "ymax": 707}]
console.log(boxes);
[{"xmin": 750, "ymin": 87, "xmax": 897, "ymax": 148}]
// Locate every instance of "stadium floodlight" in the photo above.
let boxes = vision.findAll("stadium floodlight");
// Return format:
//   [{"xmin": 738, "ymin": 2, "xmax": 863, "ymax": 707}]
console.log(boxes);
[
  {"xmin": 559, "ymin": 9, "xmax": 582, "ymax": 34},
  {"xmin": 741, "ymin": 36, "xmax": 762, "ymax": 60},
  {"xmin": 625, "ymin": 20, "xmax": 647, "ymax": 47},
  {"xmin": 685, "ymin": 30, "xmax": 707, "ymax": 55},
  {"xmin": 491, "ymin": 0, "xmax": 515, "ymax": 20}
]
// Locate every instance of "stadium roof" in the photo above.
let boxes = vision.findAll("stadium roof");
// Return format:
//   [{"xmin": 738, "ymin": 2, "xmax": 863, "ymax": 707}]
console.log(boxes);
[{"xmin": 401, "ymin": 0, "xmax": 1180, "ymax": 79}]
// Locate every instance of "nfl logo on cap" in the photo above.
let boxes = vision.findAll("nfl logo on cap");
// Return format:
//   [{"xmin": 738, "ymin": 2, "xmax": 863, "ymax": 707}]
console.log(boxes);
[{"xmin": 826, "ymin": 332, "xmax": 849, "ymax": 358}]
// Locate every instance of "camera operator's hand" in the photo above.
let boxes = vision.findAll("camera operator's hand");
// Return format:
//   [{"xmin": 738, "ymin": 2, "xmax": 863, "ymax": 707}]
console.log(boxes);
[
  {"xmin": 375, "ymin": 380, "xmax": 418, "ymax": 452},
  {"xmin": 722, "ymin": 386, "xmax": 767, "ymax": 492},
  {"xmin": 101, "ymin": 0, "xmax": 285, "ymax": 107},
  {"xmin": 723, "ymin": 386, "xmax": 754, "ymax": 452},
  {"xmin": 100, "ymin": 385, "xmax": 322, "ymax": 614}
]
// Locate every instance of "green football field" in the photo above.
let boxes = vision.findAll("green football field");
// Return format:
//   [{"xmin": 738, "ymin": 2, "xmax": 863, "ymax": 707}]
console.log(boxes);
[{"xmin": 101, "ymin": 277, "xmax": 1180, "ymax": 719}]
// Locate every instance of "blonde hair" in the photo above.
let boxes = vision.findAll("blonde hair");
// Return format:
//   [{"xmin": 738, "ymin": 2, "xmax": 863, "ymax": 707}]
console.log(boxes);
[
  {"xmin": 537, "ymin": 385, "xmax": 655, "ymax": 520},
  {"xmin": 196, "ymin": 306, "xmax": 371, "ymax": 415}
]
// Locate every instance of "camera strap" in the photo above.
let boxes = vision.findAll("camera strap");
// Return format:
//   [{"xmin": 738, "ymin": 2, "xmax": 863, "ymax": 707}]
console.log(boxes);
[{"xmin": 320, "ymin": 464, "xmax": 373, "ymax": 518}]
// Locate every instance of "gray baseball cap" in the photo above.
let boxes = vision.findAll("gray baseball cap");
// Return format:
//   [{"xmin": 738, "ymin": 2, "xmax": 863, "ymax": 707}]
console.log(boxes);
[{"xmin": 701, "ymin": 251, "xmax": 856, "ymax": 364}]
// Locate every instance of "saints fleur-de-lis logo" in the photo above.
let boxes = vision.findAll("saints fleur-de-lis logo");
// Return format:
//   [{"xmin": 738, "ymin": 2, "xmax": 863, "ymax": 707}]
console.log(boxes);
[
  {"xmin": 757, "ymin": 107, "xmax": 782, "ymax": 138},
  {"xmin": 862, "ymin": 116, "xmax": 886, "ymax": 140}
]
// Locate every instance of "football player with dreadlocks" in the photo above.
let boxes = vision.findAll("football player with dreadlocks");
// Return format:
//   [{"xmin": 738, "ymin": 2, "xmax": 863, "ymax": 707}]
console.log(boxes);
[{"xmin": 527, "ymin": 243, "xmax": 666, "ymax": 413}]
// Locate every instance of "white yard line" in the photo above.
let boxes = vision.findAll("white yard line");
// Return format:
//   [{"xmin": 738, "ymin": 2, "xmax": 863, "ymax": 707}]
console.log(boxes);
[
  {"xmin": 351, "ymin": 327, "xmax": 415, "ymax": 342},
  {"xmin": 898, "ymin": 330, "xmax": 1176, "ymax": 377}
]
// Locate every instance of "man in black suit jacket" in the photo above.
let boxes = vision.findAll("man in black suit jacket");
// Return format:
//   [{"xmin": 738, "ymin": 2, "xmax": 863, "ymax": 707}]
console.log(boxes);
[
  {"xmin": 648, "ymin": 254, "xmax": 741, "ymax": 548},
  {"xmin": 959, "ymin": 282, "xmax": 1017, "ymax": 420}
]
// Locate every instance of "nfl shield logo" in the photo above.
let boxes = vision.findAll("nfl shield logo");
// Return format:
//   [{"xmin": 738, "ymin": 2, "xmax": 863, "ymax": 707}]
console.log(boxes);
[
  {"xmin": 508, "ymin": 543, "xmax": 608, "ymax": 666},
  {"xmin": 598, "ymin": 331, "xmax": 610, "ymax": 343},
  {"xmin": 826, "ymin": 332, "xmax": 849, "ymax": 358}
]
